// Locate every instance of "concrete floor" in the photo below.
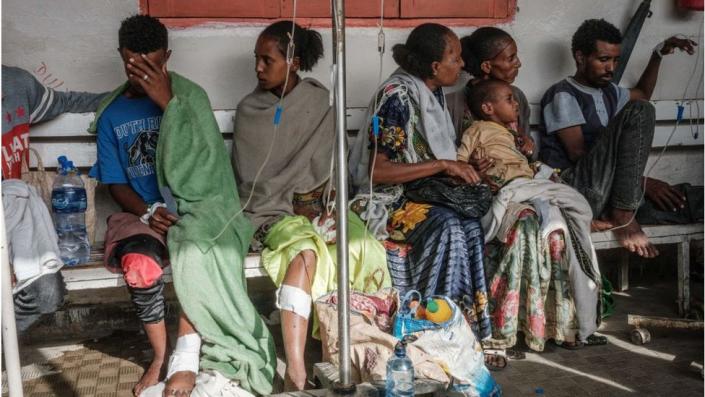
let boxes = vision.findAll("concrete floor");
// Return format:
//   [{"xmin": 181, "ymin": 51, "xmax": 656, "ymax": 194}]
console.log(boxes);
[{"xmin": 4, "ymin": 253, "xmax": 703, "ymax": 397}]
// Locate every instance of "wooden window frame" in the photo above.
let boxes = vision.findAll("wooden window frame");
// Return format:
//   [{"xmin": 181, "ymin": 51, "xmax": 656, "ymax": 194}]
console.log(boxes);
[{"xmin": 139, "ymin": 0, "xmax": 517, "ymax": 28}]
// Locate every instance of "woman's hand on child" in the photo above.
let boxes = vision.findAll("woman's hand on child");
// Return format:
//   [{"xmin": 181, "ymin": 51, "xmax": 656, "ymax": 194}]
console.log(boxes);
[
  {"xmin": 442, "ymin": 160, "xmax": 481, "ymax": 185},
  {"xmin": 127, "ymin": 54, "xmax": 173, "ymax": 110},
  {"xmin": 149, "ymin": 207, "xmax": 179, "ymax": 235}
]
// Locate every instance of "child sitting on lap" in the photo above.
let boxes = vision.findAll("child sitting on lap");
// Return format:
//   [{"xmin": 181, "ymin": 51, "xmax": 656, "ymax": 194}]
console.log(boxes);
[
  {"xmin": 457, "ymin": 79, "xmax": 554, "ymax": 192},
  {"xmin": 457, "ymin": 78, "xmax": 605, "ymax": 349}
]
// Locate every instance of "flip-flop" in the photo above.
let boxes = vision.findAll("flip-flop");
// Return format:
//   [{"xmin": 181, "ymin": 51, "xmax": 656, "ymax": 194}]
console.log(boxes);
[{"xmin": 484, "ymin": 349, "xmax": 508, "ymax": 371}]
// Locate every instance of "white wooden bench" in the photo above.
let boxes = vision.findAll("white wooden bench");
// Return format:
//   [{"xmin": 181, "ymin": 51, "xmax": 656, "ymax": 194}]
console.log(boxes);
[
  {"xmin": 32, "ymin": 99, "xmax": 702, "ymax": 297},
  {"xmin": 60, "ymin": 247, "xmax": 266, "ymax": 291},
  {"xmin": 591, "ymin": 223, "xmax": 704, "ymax": 316}
]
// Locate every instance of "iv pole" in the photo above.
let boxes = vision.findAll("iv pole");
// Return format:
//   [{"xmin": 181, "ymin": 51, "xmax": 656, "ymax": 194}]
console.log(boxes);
[
  {"xmin": 2, "ymin": 201, "xmax": 24, "ymax": 397},
  {"xmin": 330, "ymin": 0, "xmax": 356, "ymax": 394}
]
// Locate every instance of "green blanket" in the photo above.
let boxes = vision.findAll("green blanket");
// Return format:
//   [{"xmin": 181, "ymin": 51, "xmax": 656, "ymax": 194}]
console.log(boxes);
[{"xmin": 89, "ymin": 73, "xmax": 276, "ymax": 395}]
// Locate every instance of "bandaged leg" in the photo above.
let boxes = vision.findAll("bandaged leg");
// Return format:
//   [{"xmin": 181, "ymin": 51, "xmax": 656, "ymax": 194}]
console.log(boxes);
[
  {"xmin": 166, "ymin": 333, "xmax": 202, "ymax": 379},
  {"xmin": 276, "ymin": 284, "xmax": 312, "ymax": 320}
]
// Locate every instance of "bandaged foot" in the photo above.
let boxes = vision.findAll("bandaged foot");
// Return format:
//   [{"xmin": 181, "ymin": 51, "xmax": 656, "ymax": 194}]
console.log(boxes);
[{"xmin": 162, "ymin": 333, "xmax": 201, "ymax": 396}]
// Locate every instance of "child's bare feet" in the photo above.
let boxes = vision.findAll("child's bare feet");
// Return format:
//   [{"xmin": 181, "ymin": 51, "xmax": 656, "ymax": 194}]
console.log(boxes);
[
  {"xmin": 163, "ymin": 371, "xmax": 196, "ymax": 397},
  {"xmin": 133, "ymin": 359, "xmax": 165, "ymax": 396},
  {"xmin": 610, "ymin": 209, "xmax": 659, "ymax": 258},
  {"xmin": 590, "ymin": 219, "xmax": 614, "ymax": 232}
]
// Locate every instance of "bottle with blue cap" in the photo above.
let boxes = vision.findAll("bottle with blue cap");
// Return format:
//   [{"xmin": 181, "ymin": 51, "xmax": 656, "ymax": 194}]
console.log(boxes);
[
  {"xmin": 52, "ymin": 156, "xmax": 90, "ymax": 265},
  {"xmin": 385, "ymin": 339, "xmax": 414, "ymax": 396}
]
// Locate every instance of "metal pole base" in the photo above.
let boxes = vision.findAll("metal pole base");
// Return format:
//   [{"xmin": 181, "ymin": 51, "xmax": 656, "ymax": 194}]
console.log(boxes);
[{"xmin": 328, "ymin": 381, "xmax": 357, "ymax": 396}]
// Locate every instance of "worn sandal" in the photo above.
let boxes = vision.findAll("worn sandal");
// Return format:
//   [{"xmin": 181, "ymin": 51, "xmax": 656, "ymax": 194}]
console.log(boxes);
[
  {"xmin": 558, "ymin": 334, "xmax": 608, "ymax": 350},
  {"xmin": 585, "ymin": 334, "xmax": 608, "ymax": 346},
  {"xmin": 484, "ymin": 349, "xmax": 508, "ymax": 371},
  {"xmin": 558, "ymin": 340, "xmax": 584, "ymax": 350}
]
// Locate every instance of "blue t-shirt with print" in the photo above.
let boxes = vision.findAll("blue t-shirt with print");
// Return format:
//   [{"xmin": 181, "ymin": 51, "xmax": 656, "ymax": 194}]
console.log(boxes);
[{"xmin": 90, "ymin": 95, "xmax": 163, "ymax": 204}]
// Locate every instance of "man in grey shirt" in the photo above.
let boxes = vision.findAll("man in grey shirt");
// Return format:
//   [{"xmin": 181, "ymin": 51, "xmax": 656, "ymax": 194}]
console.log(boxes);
[{"xmin": 539, "ymin": 19, "xmax": 696, "ymax": 258}]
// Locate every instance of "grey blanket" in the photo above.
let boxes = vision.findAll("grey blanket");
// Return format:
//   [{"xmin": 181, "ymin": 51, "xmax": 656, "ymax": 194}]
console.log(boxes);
[
  {"xmin": 482, "ymin": 177, "xmax": 602, "ymax": 341},
  {"xmin": 232, "ymin": 78, "xmax": 334, "ymax": 229}
]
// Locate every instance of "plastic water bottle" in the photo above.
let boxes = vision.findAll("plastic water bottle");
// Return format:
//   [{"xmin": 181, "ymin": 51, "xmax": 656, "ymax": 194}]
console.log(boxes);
[
  {"xmin": 52, "ymin": 156, "xmax": 89, "ymax": 265},
  {"xmin": 386, "ymin": 341, "xmax": 414, "ymax": 397}
]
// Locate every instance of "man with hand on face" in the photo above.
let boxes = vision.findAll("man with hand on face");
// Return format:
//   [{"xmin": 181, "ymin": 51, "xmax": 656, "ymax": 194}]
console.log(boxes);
[
  {"xmin": 90, "ymin": 14, "xmax": 274, "ymax": 397},
  {"xmin": 88, "ymin": 14, "xmax": 181, "ymax": 396},
  {"xmin": 539, "ymin": 18, "xmax": 698, "ymax": 259}
]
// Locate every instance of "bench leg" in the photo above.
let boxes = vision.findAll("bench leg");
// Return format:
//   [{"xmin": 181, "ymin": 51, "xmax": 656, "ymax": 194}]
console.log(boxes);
[
  {"xmin": 616, "ymin": 250, "xmax": 630, "ymax": 292},
  {"xmin": 677, "ymin": 237, "xmax": 691, "ymax": 317}
]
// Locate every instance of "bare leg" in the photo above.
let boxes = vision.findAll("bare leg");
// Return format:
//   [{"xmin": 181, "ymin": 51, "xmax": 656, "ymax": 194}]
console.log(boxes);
[
  {"xmin": 133, "ymin": 320, "xmax": 168, "ymax": 396},
  {"xmin": 163, "ymin": 314, "xmax": 198, "ymax": 395},
  {"xmin": 281, "ymin": 250, "xmax": 317, "ymax": 391},
  {"xmin": 609, "ymin": 208, "xmax": 659, "ymax": 258}
]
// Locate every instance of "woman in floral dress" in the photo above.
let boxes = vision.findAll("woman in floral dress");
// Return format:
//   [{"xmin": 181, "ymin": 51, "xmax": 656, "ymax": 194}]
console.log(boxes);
[{"xmin": 449, "ymin": 27, "xmax": 600, "ymax": 353}]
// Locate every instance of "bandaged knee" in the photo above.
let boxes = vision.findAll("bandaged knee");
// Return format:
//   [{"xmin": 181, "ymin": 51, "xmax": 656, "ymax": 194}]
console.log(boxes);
[
  {"xmin": 121, "ymin": 253, "xmax": 163, "ymax": 289},
  {"xmin": 276, "ymin": 285, "xmax": 312, "ymax": 320},
  {"xmin": 166, "ymin": 333, "xmax": 202, "ymax": 379}
]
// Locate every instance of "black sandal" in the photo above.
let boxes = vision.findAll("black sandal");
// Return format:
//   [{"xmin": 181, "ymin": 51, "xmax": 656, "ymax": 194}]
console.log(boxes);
[
  {"xmin": 558, "ymin": 341, "xmax": 584, "ymax": 350},
  {"xmin": 585, "ymin": 334, "xmax": 608, "ymax": 346},
  {"xmin": 558, "ymin": 334, "xmax": 608, "ymax": 350},
  {"xmin": 505, "ymin": 348, "xmax": 526, "ymax": 360}
]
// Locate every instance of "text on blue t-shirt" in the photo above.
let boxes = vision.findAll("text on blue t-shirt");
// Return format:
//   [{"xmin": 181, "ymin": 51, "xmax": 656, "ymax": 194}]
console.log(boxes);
[{"xmin": 89, "ymin": 94, "xmax": 164, "ymax": 204}]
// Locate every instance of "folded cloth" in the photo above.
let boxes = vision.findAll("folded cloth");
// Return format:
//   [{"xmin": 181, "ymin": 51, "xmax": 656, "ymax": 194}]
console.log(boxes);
[
  {"xmin": 495, "ymin": 201, "xmax": 534, "ymax": 243},
  {"xmin": 2, "ymin": 179, "xmax": 63, "ymax": 293},
  {"xmin": 349, "ymin": 185, "xmax": 403, "ymax": 241},
  {"xmin": 530, "ymin": 197, "xmax": 569, "ymax": 240}
]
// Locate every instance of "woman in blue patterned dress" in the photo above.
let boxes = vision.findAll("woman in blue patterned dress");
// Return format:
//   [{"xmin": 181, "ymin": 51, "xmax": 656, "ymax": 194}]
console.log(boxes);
[{"xmin": 349, "ymin": 23, "xmax": 494, "ymax": 350}]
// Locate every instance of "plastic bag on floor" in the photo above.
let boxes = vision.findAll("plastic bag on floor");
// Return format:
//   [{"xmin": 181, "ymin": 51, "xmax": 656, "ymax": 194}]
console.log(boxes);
[
  {"xmin": 394, "ymin": 290, "xmax": 502, "ymax": 397},
  {"xmin": 315, "ymin": 288, "xmax": 449, "ymax": 384}
]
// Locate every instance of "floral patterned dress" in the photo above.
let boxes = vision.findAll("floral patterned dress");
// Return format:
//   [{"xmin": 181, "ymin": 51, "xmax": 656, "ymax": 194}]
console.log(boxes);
[
  {"xmin": 353, "ymin": 82, "xmax": 492, "ymax": 340},
  {"xmin": 455, "ymin": 98, "xmax": 581, "ymax": 351}
]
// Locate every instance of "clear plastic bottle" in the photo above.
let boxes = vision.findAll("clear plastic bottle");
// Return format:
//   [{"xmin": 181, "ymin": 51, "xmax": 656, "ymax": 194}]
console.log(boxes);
[
  {"xmin": 385, "ymin": 341, "xmax": 414, "ymax": 397},
  {"xmin": 52, "ymin": 157, "xmax": 89, "ymax": 265}
]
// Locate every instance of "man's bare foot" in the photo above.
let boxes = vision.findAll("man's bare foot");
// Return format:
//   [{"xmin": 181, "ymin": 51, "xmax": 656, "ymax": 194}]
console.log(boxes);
[
  {"xmin": 283, "ymin": 365, "xmax": 308, "ymax": 391},
  {"xmin": 590, "ymin": 219, "xmax": 614, "ymax": 232},
  {"xmin": 133, "ymin": 359, "xmax": 165, "ymax": 396},
  {"xmin": 163, "ymin": 370, "xmax": 196, "ymax": 397},
  {"xmin": 610, "ymin": 209, "xmax": 659, "ymax": 258}
]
